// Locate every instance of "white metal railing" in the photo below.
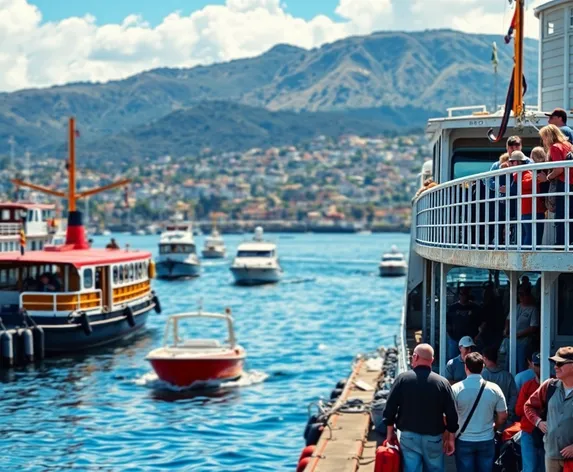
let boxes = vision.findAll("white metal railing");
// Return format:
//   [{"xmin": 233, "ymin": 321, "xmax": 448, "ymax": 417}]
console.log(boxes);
[
  {"xmin": 0, "ymin": 223, "xmax": 21, "ymax": 236},
  {"xmin": 447, "ymin": 105, "xmax": 487, "ymax": 117},
  {"xmin": 414, "ymin": 160, "xmax": 573, "ymax": 252},
  {"xmin": 20, "ymin": 290, "xmax": 102, "ymax": 312}
]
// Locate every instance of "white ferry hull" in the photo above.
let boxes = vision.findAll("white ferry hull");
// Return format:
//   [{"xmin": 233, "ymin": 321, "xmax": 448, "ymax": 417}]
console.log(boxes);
[
  {"xmin": 230, "ymin": 267, "xmax": 281, "ymax": 285},
  {"xmin": 156, "ymin": 260, "xmax": 201, "ymax": 279}
]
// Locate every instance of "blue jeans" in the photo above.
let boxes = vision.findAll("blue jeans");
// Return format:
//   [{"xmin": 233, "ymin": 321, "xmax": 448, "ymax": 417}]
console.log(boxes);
[
  {"xmin": 522, "ymin": 213, "xmax": 545, "ymax": 246},
  {"xmin": 521, "ymin": 430, "xmax": 545, "ymax": 472},
  {"xmin": 400, "ymin": 431, "xmax": 444, "ymax": 472},
  {"xmin": 447, "ymin": 335, "xmax": 459, "ymax": 362},
  {"xmin": 455, "ymin": 438, "xmax": 495, "ymax": 472}
]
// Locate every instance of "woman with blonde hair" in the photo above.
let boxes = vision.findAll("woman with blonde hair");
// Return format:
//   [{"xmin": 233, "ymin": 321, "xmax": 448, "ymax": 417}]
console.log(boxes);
[{"xmin": 538, "ymin": 124, "xmax": 573, "ymax": 245}]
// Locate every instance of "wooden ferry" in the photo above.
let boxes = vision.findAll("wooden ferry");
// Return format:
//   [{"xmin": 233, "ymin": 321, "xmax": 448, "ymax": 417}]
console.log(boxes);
[{"xmin": 1, "ymin": 118, "xmax": 161, "ymax": 353}]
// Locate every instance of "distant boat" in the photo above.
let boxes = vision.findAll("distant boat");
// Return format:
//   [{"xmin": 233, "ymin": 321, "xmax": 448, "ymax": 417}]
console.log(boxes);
[
  {"xmin": 230, "ymin": 227, "xmax": 281, "ymax": 285},
  {"xmin": 379, "ymin": 246, "xmax": 407, "ymax": 277},
  {"xmin": 156, "ymin": 224, "xmax": 201, "ymax": 279},
  {"xmin": 202, "ymin": 227, "xmax": 226, "ymax": 259}
]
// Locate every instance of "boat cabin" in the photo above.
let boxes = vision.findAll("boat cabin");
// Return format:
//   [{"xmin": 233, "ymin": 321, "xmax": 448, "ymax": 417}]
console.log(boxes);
[{"xmin": 0, "ymin": 202, "xmax": 56, "ymax": 251}]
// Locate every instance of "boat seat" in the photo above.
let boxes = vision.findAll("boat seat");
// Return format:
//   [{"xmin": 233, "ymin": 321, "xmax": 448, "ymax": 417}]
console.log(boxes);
[{"xmin": 178, "ymin": 339, "xmax": 221, "ymax": 348}]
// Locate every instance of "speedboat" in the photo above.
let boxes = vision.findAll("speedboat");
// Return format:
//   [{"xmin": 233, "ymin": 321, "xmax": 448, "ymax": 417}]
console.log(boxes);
[
  {"xmin": 379, "ymin": 246, "xmax": 407, "ymax": 277},
  {"xmin": 146, "ymin": 309, "xmax": 246, "ymax": 387},
  {"xmin": 230, "ymin": 227, "xmax": 282, "ymax": 285},
  {"xmin": 156, "ymin": 224, "xmax": 201, "ymax": 279},
  {"xmin": 202, "ymin": 227, "xmax": 226, "ymax": 259}
]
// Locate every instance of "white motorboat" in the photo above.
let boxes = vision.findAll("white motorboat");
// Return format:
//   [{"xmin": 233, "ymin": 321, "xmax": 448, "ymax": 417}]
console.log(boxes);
[
  {"xmin": 379, "ymin": 246, "xmax": 407, "ymax": 277},
  {"xmin": 202, "ymin": 228, "xmax": 226, "ymax": 259},
  {"xmin": 230, "ymin": 227, "xmax": 281, "ymax": 285},
  {"xmin": 156, "ymin": 224, "xmax": 201, "ymax": 279}
]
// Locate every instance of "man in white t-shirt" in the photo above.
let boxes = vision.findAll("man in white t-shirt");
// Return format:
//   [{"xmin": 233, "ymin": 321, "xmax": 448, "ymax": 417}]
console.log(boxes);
[
  {"xmin": 452, "ymin": 352, "xmax": 508, "ymax": 472},
  {"xmin": 504, "ymin": 290, "xmax": 540, "ymax": 372}
]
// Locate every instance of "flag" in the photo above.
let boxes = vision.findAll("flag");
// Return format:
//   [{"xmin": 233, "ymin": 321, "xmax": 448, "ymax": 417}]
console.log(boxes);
[{"xmin": 491, "ymin": 42, "xmax": 499, "ymax": 73}]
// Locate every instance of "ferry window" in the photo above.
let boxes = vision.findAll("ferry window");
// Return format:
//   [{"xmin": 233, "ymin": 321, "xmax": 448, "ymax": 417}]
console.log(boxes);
[
  {"xmin": 84, "ymin": 268, "xmax": 93, "ymax": 289},
  {"xmin": 138, "ymin": 263, "xmax": 143, "ymax": 279},
  {"xmin": 27, "ymin": 210, "xmax": 33, "ymax": 221},
  {"xmin": 129, "ymin": 263, "xmax": 134, "ymax": 281},
  {"xmin": 237, "ymin": 250, "xmax": 273, "ymax": 258},
  {"xmin": 451, "ymin": 149, "xmax": 505, "ymax": 179},
  {"xmin": 113, "ymin": 266, "xmax": 118, "ymax": 284},
  {"xmin": 558, "ymin": 274, "xmax": 573, "ymax": 335},
  {"xmin": 119, "ymin": 265, "xmax": 124, "ymax": 283},
  {"xmin": 547, "ymin": 21, "xmax": 554, "ymax": 36},
  {"xmin": 1, "ymin": 210, "xmax": 9, "ymax": 220},
  {"xmin": 123, "ymin": 265, "xmax": 129, "ymax": 282},
  {"xmin": 31, "ymin": 241, "xmax": 36, "ymax": 251}
]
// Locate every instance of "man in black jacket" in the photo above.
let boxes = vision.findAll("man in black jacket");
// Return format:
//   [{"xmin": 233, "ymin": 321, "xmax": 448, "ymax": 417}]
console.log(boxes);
[{"xmin": 384, "ymin": 343, "xmax": 459, "ymax": 472}]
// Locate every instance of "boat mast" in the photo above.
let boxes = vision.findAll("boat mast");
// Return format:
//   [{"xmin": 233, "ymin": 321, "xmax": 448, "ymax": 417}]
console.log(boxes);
[{"xmin": 513, "ymin": 0, "xmax": 524, "ymax": 117}]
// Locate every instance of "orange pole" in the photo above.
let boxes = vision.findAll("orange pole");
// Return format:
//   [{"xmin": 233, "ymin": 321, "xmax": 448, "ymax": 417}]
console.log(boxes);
[
  {"xmin": 69, "ymin": 117, "xmax": 76, "ymax": 212},
  {"xmin": 513, "ymin": 0, "xmax": 524, "ymax": 116}
]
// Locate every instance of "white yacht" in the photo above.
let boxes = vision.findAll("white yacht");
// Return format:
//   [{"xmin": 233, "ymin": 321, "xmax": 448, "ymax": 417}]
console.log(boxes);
[
  {"xmin": 230, "ymin": 227, "xmax": 281, "ymax": 285},
  {"xmin": 156, "ymin": 224, "xmax": 201, "ymax": 279},
  {"xmin": 379, "ymin": 246, "xmax": 407, "ymax": 277},
  {"xmin": 202, "ymin": 227, "xmax": 226, "ymax": 259}
]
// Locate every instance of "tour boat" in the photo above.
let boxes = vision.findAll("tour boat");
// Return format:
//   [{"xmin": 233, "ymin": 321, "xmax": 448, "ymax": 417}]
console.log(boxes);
[
  {"xmin": 1, "ymin": 118, "xmax": 161, "ymax": 354},
  {"xmin": 146, "ymin": 309, "xmax": 246, "ymax": 387},
  {"xmin": 230, "ymin": 227, "xmax": 282, "ymax": 285},
  {"xmin": 379, "ymin": 246, "xmax": 407, "ymax": 277},
  {"xmin": 202, "ymin": 227, "xmax": 226, "ymax": 259},
  {"xmin": 156, "ymin": 224, "xmax": 201, "ymax": 279},
  {"xmin": 0, "ymin": 202, "xmax": 57, "ymax": 252}
]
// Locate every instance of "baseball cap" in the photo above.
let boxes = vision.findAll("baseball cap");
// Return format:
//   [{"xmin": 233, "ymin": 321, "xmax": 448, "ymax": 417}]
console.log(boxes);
[
  {"xmin": 531, "ymin": 352, "xmax": 541, "ymax": 365},
  {"xmin": 545, "ymin": 108, "xmax": 568, "ymax": 122},
  {"xmin": 549, "ymin": 346, "xmax": 573, "ymax": 363},
  {"xmin": 459, "ymin": 336, "xmax": 476, "ymax": 348},
  {"xmin": 509, "ymin": 150, "xmax": 528, "ymax": 162}
]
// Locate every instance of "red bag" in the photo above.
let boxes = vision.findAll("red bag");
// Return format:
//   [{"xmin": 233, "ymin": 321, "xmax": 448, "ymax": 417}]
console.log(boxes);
[
  {"xmin": 502, "ymin": 422, "xmax": 521, "ymax": 442},
  {"xmin": 374, "ymin": 440, "xmax": 401, "ymax": 472}
]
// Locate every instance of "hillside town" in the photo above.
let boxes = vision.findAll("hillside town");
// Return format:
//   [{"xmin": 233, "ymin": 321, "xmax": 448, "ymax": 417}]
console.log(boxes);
[{"xmin": 1, "ymin": 134, "xmax": 430, "ymax": 233}]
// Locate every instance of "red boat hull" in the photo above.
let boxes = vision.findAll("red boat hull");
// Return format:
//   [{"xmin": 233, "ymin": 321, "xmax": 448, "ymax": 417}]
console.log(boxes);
[{"xmin": 149, "ymin": 357, "xmax": 245, "ymax": 387}]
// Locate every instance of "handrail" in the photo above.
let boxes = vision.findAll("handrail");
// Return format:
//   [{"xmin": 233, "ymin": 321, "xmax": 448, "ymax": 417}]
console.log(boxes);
[
  {"xmin": 414, "ymin": 160, "xmax": 573, "ymax": 252},
  {"xmin": 20, "ymin": 289, "xmax": 102, "ymax": 312},
  {"xmin": 162, "ymin": 312, "xmax": 237, "ymax": 348},
  {"xmin": 447, "ymin": 105, "xmax": 487, "ymax": 117}
]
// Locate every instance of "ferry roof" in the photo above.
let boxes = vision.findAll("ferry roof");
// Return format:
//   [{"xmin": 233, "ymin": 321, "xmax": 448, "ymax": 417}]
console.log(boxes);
[
  {"xmin": 0, "ymin": 248, "xmax": 151, "ymax": 268},
  {"xmin": 0, "ymin": 202, "xmax": 55, "ymax": 210},
  {"xmin": 534, "ymin": 0, "xmax": 569, "ymax": 17}
]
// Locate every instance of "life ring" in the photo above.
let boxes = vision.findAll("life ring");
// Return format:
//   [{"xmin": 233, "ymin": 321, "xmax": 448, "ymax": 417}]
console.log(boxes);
[
  {"xmin": 80, "ymin": 312, "xmax": 92, "ymax": 336},
  {"xmin": 124, "ymin": 306, "xmax": 136, "ymax": 327}
]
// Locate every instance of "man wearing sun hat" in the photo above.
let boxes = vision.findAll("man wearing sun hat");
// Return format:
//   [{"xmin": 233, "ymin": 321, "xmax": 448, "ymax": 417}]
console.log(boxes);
[
  {"xmin": 546, "ymin": 108, "xmax": 573, "ymax": 143},
  {"xmin": 445, "ymin": 336, "xmax": 476, "ymax": 385},
  {"xmin": 525, "ymin": 347, "xmax": 573, "ymax": 471}
]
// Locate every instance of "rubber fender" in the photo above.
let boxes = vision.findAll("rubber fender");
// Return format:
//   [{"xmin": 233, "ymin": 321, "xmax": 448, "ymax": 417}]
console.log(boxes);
[
  {"xmin": 33, "ymin": 326, "xmax": 45, "ymax": 360},
  {"xmin": 298, "ymin": 445, "xmax": 316, "ymax": 462},
  {"xmin": 303, "ymin": 414, "xmax": 319, "ymax": 440},
  {"xmin": 1, "ymin": 331, "xmax": 13, "ymax": 367},
  {"xmin": 23, "ymin": 328, "xmax": 34, "ymax": 363},
  {"xmin": 124, "ymin": 306, "xmax": 136, "ymax": 327},
  {"xmin": 152, "ymin": 294, "xmax": 162, "ymax": 314},
  {"xmin": 80, "ymin": 312, "xmax": 93, "ymax": 336},
  {"xmin": 336, "ymin": 379, "xmax": 346, "ymax": 389},
  {"xmin": 14, "ymin": 328, "xmax": 25, "ymax": 365},
  {"xmin": 330, "ymin": 388, "xmax": 343, "ymax": 400},
  {"xmin": 305, "ymin": 423, "xmax": 324, "ymax": 446},
  {"xmin": 296, "ymin": 457, "xmax": 312, "ymax": 472}
]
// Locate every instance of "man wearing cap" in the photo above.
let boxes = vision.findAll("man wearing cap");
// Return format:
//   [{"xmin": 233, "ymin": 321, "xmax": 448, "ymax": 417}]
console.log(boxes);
[
  {"xmin": 445, "ymin": 336, "xmax": 475, "ymax": 385},
  {"xmin": 384, "ymin": 343, "xmax": 459, "ymax": 472},
  {"xmin": 446, "ymin": 287, "xmax": 482, "ymax": 361},
  {"xmin": 516, "ymin": 352, "xmax": 544, "ymax": 472},
  {"xmin": 509, "ymin": 150, "xmax": 545, "ymax": 246},
  {"xmin": 546, "ymin": 108, "xmax": 573, "ymax": 143},
  {"xmin": 516, "ymin": 348, "xmax": 539, "ymax": 394},
  {"xmin": 525, "ymin": 347, "xmax": 573, "ymax": 472}
]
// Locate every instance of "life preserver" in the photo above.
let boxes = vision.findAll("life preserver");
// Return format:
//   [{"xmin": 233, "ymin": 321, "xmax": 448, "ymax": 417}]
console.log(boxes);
[{"xmin": 124, "ymin": 306, "xmax": 136, "ymax": 327}]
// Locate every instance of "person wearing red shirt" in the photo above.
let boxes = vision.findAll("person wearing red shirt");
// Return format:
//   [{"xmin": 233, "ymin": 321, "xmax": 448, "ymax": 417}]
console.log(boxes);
[{"xmin": 515, "ymin": 353, "xmax": 544, "ymax": 472}]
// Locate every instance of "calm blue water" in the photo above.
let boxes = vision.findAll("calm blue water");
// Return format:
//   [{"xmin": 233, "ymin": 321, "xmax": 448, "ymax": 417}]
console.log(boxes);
[{"xmin": 1, "ymin": 232, "xmax": 408, "ymax": 471}]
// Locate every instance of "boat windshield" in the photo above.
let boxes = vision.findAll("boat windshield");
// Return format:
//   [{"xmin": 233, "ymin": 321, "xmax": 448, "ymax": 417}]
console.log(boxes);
[
  {"xmin": 237, "ymin": 250, "xmax": 273, "ymax": 258},
  {"xmin": 159, "ymin": 244, "xmax": 196, "ymax": 254}
]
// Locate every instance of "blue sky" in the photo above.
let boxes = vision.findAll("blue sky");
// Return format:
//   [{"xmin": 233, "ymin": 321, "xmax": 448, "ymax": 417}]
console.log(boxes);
[{"xmin": 31, "ymin": 0, "xmax": 340, "ymax": 25}]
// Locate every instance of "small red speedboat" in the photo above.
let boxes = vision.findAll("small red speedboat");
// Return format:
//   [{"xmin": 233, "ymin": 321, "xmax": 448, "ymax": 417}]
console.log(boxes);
[{"xmin": 146, "ymin": 309, "xmax": 246, "ymax": 387}]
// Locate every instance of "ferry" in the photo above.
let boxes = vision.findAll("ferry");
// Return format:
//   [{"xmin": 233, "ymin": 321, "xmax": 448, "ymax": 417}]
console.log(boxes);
[
  {"xmin": 2, "ymin": 118, "xmax": 161, "ymax": 354},
  {"xmin": 0, "ymin": 202, "xmax": 56, "ymax": 251},
  {"xmin": 230, "ymin": 227, "xmax": 281, "ymax": 285},
  {"xmin": 156, "ymin": 224, "xmax": 201, "ymax": 279}
]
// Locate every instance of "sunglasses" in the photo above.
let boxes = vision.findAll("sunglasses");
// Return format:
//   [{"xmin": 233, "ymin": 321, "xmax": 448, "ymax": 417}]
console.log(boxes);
[{"xmin": 554, "ymin": 361, "xmax": 573, "ymax": 368}]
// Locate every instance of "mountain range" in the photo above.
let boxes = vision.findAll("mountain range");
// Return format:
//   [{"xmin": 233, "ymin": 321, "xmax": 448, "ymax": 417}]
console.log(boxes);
[{"xmin": 0, "ymin": 29, "xmax": 538, "ymax": 160}]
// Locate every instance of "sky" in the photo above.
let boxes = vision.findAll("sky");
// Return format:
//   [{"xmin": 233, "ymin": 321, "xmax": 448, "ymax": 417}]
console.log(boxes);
[{"xmin": 0, "ymin": 0, "xmax": 545, "ymax": 92}]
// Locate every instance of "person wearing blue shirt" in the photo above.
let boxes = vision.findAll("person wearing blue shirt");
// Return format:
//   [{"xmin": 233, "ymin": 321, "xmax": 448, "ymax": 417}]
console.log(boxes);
[{"xmin": 546, "ymin": 107, "xmax": 573, "ymax": 142}]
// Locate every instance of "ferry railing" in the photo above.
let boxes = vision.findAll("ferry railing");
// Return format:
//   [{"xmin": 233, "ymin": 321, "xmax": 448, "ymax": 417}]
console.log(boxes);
[
  {"xmin": 20, "ymin": 290, "xmax": 103, "ymax": 313},
  {"xmin": 414, "ymin": 160, "xmax": 573, "ymax": 252},
  {"xmin": 0, "ymin": 223, "xmax": 21, "ymax": 236}
]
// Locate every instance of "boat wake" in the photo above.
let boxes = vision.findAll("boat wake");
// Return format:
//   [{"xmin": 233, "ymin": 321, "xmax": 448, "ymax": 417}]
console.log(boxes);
[
  {"xmin": 135, "ymin": 370, "xmax": 269, "ymax": 392},
  {"xmin": 282, "ymin": 277, "xmax": 316, "ymax": 285}
]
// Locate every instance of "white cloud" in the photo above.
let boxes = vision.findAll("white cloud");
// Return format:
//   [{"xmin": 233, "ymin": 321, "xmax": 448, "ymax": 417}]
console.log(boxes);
[{"xmin": 0, "ymin": 0, "xmax": 544, "ymax": 92}]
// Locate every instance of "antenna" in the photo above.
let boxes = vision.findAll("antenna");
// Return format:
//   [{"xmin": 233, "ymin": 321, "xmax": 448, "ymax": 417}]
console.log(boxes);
[{"xmin": 8, "ymin": 136, "xmax": 15, "ymax": 169}]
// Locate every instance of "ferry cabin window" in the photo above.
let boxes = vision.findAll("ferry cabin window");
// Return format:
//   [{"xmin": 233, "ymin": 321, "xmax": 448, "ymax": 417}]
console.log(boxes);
[
  {"xmin": 237, "ymin": 250, "xmax": 273, "ymax": 257},
  {"xmin": 113, "ymin": 266, "xmax": 119, "ymax": 284},
  {"xmin": 1, "ymin": 209, "xmax": 10, "ymax": 220},
  {"xmin": 451, "ymin": 149, "xmax": 506, "ymax": 179},
  {"xmin": 84, "ymin": 268, "xmax": 93, "ymax": 289}
]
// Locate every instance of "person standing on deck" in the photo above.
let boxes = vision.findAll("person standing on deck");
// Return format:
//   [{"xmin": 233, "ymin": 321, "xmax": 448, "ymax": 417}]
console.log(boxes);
[
  {"xmin": 383, "ymin": 343, "xmax": 458, "ymax": 472},
  {"xmin": 546, "ymin": 108, "xmax": 573, "ymax": 142},
  {"xmin": 516, "ymin": 349, "xmax": 538, "ymax": 395},
  {"xmin": 452, "ymin": 352, "xmax": 508, "ymax": 472},
  {"xmin": 516, "ymin": 353, "xmax": 545, "ymax": 472},
  {"xmin": 445, "ymin": 336, "xmax": 476, "ymax": 385},
  {"xmin": 525, "ymin": 347, "xmax": 573, "ymax": 472},
  {"xmin": 446, "ymin": 287, "xmax": 482, "ymax": 361},
  {"xmin": 482, "ymin": 345, "xmax": 518, "ymax": 421}
]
